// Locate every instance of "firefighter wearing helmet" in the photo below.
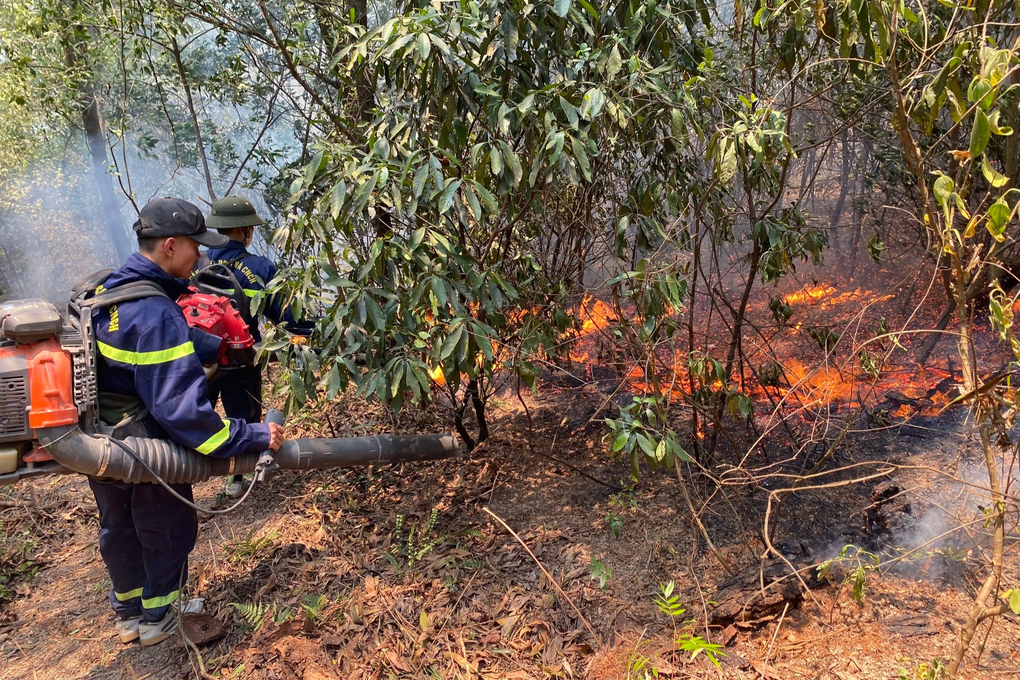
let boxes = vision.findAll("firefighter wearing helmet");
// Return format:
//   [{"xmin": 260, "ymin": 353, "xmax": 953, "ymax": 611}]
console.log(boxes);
[{"xmin": 201, "ymin": 196, "xmax": 312, "ymax": 497}]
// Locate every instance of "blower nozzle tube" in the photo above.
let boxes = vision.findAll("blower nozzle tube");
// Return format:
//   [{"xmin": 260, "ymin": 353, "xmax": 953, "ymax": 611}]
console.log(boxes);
[{"xmin": 36, "ymin": 423, "xmax": 459, "ymax": 485}]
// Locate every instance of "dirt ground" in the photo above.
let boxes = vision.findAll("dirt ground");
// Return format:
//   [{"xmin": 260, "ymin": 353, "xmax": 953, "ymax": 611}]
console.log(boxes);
[{"xmin": 0, "ymin": 374, "xmax": 1018, "ymax": 680}]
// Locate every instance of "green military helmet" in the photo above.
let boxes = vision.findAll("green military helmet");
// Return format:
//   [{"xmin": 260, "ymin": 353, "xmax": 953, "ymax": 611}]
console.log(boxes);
[{"xmin": 205, "ymin": 195, "xmax": 266, "ymax": 230}]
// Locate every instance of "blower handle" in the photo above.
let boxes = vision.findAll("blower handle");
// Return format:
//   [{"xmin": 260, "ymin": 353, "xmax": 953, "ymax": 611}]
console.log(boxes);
[{"xmin": 254, "ymin": 409, "xmax": 285, "ymax": 482}]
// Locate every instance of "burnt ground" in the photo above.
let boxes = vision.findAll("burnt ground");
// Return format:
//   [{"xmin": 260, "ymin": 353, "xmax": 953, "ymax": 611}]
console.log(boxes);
[{"xmin": 0, "ymin": 378, "xmax": 1018, "ymax": 680}]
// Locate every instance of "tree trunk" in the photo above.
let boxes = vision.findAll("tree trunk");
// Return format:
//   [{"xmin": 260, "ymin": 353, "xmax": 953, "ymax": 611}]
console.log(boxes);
[
  {"xmin": 59, "ymin": 0, "xmax": 131, "ymax": 263},
  {"xmin": 830, "ymin": 128, "xmax": 852, "ymax": 232},
  {"xmin": 170, "ymin": 37, "xmax": 217, "ymax": 203},
  {"xmin": 350, "ymin": 0, "xmax": 374, "ymax": 122}
]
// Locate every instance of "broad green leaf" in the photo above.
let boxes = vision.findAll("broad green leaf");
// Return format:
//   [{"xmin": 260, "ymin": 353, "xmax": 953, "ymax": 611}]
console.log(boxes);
[
  {"xmin": 611, "ymin": 432, "xmax": 628, "ymax": 452},
  {"xmin": 933, "ymin": 175, "xmax": 954, "ymax": 206},
  {"xmin": 464, "ymin": 183, "xmax": 482, "ymax": 220},
  {"xmin": 988, "ymin": 110, "xmax": 1014, "ymax": 136},
  {"xmin": 390, "ymin": 368, "xmax": 403, "ymax": 399},
  {"xmin": 970, "ymin": 108, "xmax": 990, "ymax": 158},
  {"xmin": 412, "ymin": 164, "xmax": 429, "ymax": 198},
  {"xmin": 982, "ymin": 155, "xmax": 1008, "ymax": 188},
  {"xmin": 472, "ymin": 182, "xmax": 498, "ymax": 213},
  {"xmin": 440, "ymin": 326, "xmax": 464, "ymax": 360},
  {"xmin": 718, "ymin": 136, "xmax": 737, "ymax": 183},
  {"xmin": 571, "ymin": 136, "xmax": 591, "ymax": 181},
  {"xmin": 431, "ymin": 277, "xmax": 448, "ymax": 309},
  {"xmin": 558, "ymin": 96, "xmax": 579, "ymax": 127},
  {"xmin": 417, "ymin": 33, "xmax": 431, "ymax": 60},
  {"xmin": 606, "ymin": 45, "xmax": 623, "ymax": 78},
  {"xmin": 500, "ymin": 142, "xmax": 523, "ymax": 184},
  {"xmin": 552, "ymin": 0, "xmax": 571, "ymax": 17},
  {"xmin": 303, "ymin": 150, "xmax": 325, "ymax": 187},
  {"xmin": 967, "ymin": 76, "xmax": 989, "ymax": 103},
  {"xmin": 654, "ymin": 438, "xmax": 667, "ymax": 462},
  {"xmin": 364, "ymin": 295, "xmax": 386, "ymax": 330},
  {"xmin": 408, "ymin": 227, "xmax": 426, "ymax": 251},
  {"xmin": 986, "ymin": 200, "xmax": 1011, "ymax": 240},
  {"xmin": 490, "ymin": 147, "xmax": 503, "ymax": 175},
  {"xmin": 330, "ymin": 180, "xmax": 347, "ymax": 219},
  {"xmin": 438, "ymin": 178, "xmax": 461, "ymax": 214},
  {"xmin": 579, "ymin": 88, "xmax": 606, "ymax": 119}
]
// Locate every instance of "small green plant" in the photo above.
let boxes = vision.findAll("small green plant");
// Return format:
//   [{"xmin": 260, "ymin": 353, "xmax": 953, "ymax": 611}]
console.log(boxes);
[
  {"xmin": 757, "ymin": 360, "xmax": 783, "ymax": 387},
  {"xmin": 301, "ymin": 592, "xmax": 328, "ymax": 632},
  {"xmin": 652, "ymin": 582, "xmax": 725, "ymax": 667},
  {"xmin": 605, "ymin": 490, "xmax": 637, "ymax": 538},
  {"xmin": 677, "ymin": 634, "xmax": 725, "ymax": 668},
  {"xmin": 231, "ymin": 600, "xmax": 294, "ymax": 631},
  {"xmin": 605, "ymin": 511, "xmax": 624, "ymax": 538},
  {"xmin": 653, "ymin": 581, "xmax": 686, "ymax": 619},
  {"xmin": 858, "ymin": 350, "xmax": 880, "ymax": 380},
  {"xmin": 302, "ymin": 593, "xmax": 327, "ymax": 620},
  {"xmin": 274, "ymin": 606, "xmax": 295, "ymax": 626},
  {"xmin": 231, "ymin": 601, "xmax": 270, "ymax": 630},
  {"xmin": 0, "ymin": 525, "xmax": 39, "ymax": 602},
  {"xmin": 226, "ymin": 528, "xmax": 278, "ymax": 563},
  {"xmin": 768, "ymin": 296, "xmax": 793, "ymax": 325},
  {"xmin": 808, "ymin": 326, "xmax": 839, "ymax": 353},
  {"xmin": 626, "ymin": 648, "xmax": 661, "ymax": 680},
  {"xmin": 588, "ymin": 557, "xmax": 612, "ymax": 589},
  {"xmin": 390, "ymin": 508, "xmax": 442, "ymax": 569},
  {"xmin": 817, "ymin": 544, "xmax": 880, "ymax": 604},
  {"xmin": 897, "ymin": 658, "xmax": 947, "ymax": 679}
]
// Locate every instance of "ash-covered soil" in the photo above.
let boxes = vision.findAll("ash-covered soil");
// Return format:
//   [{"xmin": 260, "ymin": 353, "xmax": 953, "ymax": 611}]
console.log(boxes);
[{"xmin": 0, "ymin": 384, "xmax": 1018, "ymax": 680}]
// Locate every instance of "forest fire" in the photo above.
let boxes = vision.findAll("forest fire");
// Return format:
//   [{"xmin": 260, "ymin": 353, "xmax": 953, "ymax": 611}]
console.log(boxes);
[
  {"xmin": 557, "ymin": 276, "xmax": 975, "ymax": 424},
  {"xmin": 784, "ymin": 284, "xmax": 836, "ymax": 304},
  {"xmin": 579, "ymin": 297, "xmax": 616, "ymax": 334}
]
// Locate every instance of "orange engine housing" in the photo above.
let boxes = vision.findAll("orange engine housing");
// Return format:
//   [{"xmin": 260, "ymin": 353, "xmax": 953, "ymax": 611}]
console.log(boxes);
[{"xmin": 0, "ymin": 340, "xmax": 78, "ymax": 444}]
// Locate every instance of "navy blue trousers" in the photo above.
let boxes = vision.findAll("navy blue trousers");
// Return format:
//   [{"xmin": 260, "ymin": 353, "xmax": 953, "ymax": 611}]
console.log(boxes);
[
  {"xmin": 88, "ymin": 478, "xmax": 198, "ymax": 622},
  {"xmin": 207, "ymin": 365, "xmax": 263, "ymax": 421}
]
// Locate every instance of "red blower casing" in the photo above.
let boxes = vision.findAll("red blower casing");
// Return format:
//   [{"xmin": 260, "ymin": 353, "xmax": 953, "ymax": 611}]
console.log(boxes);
[{"xmin": 177, "ymin": 291, "xmax": 254, "ymax": 365}]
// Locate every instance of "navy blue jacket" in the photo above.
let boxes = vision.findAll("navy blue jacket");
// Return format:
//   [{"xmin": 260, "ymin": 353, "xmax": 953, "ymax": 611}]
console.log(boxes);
[
  {"xmin": 92, "ymin": 253, "xmax": 270, "ymax": 458},
  {"xmin": 203, "ymin": 241, "xmax": 313, "ymax": 342}
]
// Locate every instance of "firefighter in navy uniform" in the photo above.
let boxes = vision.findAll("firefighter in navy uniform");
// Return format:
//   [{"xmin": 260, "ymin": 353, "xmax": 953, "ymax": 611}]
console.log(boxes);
[
  {"xmin": 89, "ymin": 197, "xmax": 286, "ymax": 647},
  {"xmin": 201, "ymin": 195, "xmax": 312, "ymax": 497}
]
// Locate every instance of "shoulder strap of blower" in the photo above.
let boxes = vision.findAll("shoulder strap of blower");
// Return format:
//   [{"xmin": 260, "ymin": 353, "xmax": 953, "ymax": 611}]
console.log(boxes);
[
  {"xmin": 65, "ymin": 270, "xmax": 173, "ymax": 436},
  {"xmin": 69, "ymin": 270, "xmax": 171, "ymax": 310}
]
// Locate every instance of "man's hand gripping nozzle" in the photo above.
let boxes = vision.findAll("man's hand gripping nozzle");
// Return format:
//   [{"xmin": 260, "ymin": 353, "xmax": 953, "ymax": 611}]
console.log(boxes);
[{"xmin": 255, "ymin": 409, "xmax": 285, "ymax": 483}]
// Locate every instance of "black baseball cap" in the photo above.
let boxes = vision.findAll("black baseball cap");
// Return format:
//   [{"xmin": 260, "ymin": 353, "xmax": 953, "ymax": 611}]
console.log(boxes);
[{"xmin": 133, "ymin": 197, "xmax": 229, "ymax": 247}]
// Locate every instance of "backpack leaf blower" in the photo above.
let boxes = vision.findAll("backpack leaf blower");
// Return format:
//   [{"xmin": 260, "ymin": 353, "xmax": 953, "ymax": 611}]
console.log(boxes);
[{"xmin": 0, "ymin": 293, "xmax": 458, "ymax": 487}]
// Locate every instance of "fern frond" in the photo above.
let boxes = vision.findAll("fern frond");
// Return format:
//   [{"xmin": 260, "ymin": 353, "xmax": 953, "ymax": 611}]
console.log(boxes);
[{"xmin": 231, "ymin": 601, "xmax": 268, "ymax": 626}]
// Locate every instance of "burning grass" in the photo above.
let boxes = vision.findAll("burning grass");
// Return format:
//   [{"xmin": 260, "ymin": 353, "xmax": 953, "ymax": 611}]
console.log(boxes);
[{"xmin": 553, "ymin": 260, "xmax": 1009, "ymax": 434}]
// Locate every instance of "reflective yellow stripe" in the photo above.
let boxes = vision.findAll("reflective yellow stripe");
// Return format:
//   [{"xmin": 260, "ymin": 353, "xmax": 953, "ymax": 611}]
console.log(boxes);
[
  {"xmin": 114, "ymin": 587, "xmax": 143, "ymax": 601},
  {"xmin": 142, "ymin": 590, "xmax": 179, "ymax": 610},
  {"xmin": 196, "ymin": 419, "xmax": 231, "ymax": 455},
  {"xmin": 97, "ymin": 340, "xmax": 195, "ymax": 366}
]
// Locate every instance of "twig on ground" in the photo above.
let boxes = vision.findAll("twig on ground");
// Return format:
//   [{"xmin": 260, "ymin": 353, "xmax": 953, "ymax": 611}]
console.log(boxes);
[
  {"xmin": 761, "ymin": 601, "xmax": 790, "ymax": 677},
  {"xmin": 458, "ymin": 634, "xmax": 473, "ymax": 680},
  {"xmin": 482, "ymin": 507, "xmax": 602, "ymax": 650}
]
